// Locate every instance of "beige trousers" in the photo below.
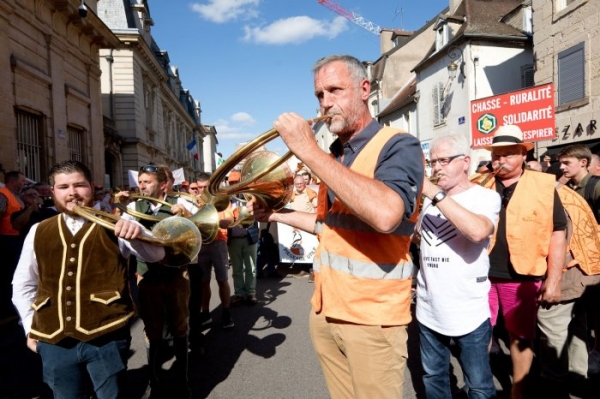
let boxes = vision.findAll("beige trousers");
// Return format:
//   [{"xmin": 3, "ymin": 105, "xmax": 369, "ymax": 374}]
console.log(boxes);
[{"xmin": 309, "ymin": 310, "xmax": 408, "ymax": 399}]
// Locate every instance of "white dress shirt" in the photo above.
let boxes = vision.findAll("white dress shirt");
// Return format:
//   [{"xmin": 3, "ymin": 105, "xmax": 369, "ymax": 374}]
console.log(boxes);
[{"xmin": 12, "ymin": 213, "xmax": 165, "ymax": 335}]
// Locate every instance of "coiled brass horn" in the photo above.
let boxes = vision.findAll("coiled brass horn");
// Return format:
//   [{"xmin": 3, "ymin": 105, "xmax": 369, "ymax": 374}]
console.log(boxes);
[
  {"xmin": 198, "ymin": 191, "xmax": 231, "ymax": 212},
  {"xmin": 208, "ymin": 115, "xmax": 330, "ymax": 211},
  {"xmin": 116, "ymin": 194, "xmax": 219, "ymax": 244},
  {"xmin": 71, "ymin": 205, "xmax": 201, "ymax": 267},
  {"xmin": 167, "ymin": 191, "xmax": 202, "ymax": 207}
]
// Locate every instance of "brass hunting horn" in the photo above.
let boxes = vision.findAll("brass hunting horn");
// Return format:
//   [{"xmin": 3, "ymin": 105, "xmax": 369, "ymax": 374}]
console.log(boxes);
[
  {"xmin": 208, "ymin": 115, "xmax": 330, "ymax": 211},
  {"xmin": 71, "ymin": 205, "xmax": 202, "ymax": 267},
  {"xmin": 116, "ymin": 194, "xmax": 219, "ymax": 244}
]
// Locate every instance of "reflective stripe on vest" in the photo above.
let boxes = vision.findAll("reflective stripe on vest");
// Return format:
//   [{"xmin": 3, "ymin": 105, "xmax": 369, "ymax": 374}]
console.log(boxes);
[
  {"xmin": 313, "ymin": 248, "xmax": 413, "ymax": 279},
  {"xmin": 311, "ymin": 126, "xmax": 421, "ymax": 326}
]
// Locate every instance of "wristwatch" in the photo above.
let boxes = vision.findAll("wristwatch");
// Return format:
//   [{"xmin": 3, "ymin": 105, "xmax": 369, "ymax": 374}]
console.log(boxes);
[{"xmin": 431, "ymin": 191, "xmax": 447, "ymax": 206}]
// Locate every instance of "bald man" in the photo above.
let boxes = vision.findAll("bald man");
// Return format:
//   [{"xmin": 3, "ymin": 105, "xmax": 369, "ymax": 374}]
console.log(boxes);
[
  {"xmin": 589, "ymin": 154, "xmax": 600, "ymax": 176},
  {"xmin": 526, "ymin": 161, "xmax": 543, "ymax": 172}
]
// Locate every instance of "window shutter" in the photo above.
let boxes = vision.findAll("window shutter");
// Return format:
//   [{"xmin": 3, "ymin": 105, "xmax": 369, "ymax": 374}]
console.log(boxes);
[
  {"xmin": 558, "ymin": 43, "xmax": 585, "ymax": 104},
  {"xmin": 521, "ymin": 65, "xmax": 534, "ymax": 88},
  {"xmin": 432, "ymin": 82, "xmax": 444, "ymax": 125}
]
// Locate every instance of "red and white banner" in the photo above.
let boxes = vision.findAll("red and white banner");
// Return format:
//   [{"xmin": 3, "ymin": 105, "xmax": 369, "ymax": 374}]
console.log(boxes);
[{"xmin": 470, "ymin": 83, "xmax": 556, "ymax": 149}]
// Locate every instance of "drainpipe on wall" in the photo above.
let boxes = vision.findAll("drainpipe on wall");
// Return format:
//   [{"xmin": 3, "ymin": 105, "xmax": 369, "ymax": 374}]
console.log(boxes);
[{"xmin": 105, "ymin": 50, "xmax": 114, "ymax": 120}]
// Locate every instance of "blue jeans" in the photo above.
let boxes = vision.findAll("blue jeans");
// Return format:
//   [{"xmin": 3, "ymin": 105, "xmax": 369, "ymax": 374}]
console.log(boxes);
[
  {"xmin": 419, "ymin": 319, "xmax": 496, "ymax": 399},
  {"xmin": 37, "ymin": 337, "xmax": 130, "ymax": 399}
]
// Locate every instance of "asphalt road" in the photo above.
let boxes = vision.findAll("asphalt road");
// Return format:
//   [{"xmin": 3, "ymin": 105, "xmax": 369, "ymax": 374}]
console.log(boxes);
[
  {"xmin": 7, "ymin": 263, "xmax": 591, "ymax": 399},
  {"xmin": 122, "ymin": 264, "xmax": 507, "ymax": 399}
]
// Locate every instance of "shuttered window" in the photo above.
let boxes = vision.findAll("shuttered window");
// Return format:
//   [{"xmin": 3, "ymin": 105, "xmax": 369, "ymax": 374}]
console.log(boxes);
[
  {"xmin": 67, "ymin": 126, "xmax": 85, "ymax": 162},
  {"xmin": 432, "ymin": 82, "xmax": 445, "ymax": 126},
  {"xmin": 521, "ymin": 65, "xmax": 534, "ymax": 88},
  {"xmin": 558, "ymin": 43, "xmax": 585, "ymax": 105},
  {"xmin": 16, "ymin": 109, "xmax": 44, "ymax": 182}
]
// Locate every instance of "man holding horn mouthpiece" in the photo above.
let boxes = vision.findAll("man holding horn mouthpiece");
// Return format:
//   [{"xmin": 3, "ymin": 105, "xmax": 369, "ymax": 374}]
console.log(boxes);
[
  {"xmin": 12, "ymin": 160, "xmax": 165, "ymax": 399},
  {"xmin": 483, "ymin": 125, "xmax": 567, "ymax": 399},
  {"xmin": 250, "ymin": 54, "xmax": 424, "ymax": 399}
]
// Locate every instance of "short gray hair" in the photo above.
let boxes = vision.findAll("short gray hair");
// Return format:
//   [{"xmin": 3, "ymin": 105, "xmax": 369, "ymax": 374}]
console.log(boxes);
[
  {"xmin": 312, "ymin": 55, "xmax": 367, "ymax": 87},
  {"xmin": 431, "ymin": 134, "xmax": 471, "ymax": 158}
]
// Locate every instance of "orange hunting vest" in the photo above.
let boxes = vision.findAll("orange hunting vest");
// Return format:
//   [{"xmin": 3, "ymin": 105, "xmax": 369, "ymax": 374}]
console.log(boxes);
[
  {"xmin": 487, "ymin": 170, "xmax": 556, "ymax": 276},
  {"xmin": 0, "ymin": 185, "xmax": 22, "ymax": 235},
  {"xmin": 311, "ymin": 127, "xmax": 420, "ymax": 326}
]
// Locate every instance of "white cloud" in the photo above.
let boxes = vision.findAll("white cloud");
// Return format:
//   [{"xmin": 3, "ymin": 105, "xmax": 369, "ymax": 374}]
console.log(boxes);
[
  {"xmin": 213, "ymin": 116, "xmax": 256, "ymax": 140},
  {"xmin": 190, "ymin": 0, "xmax": 260, "ymax": 24},
  {"xmin": 230, "ymin": 112, "xmax": 256, "ymax": 125},
  {"xmin": 243, "ymin": 16, "xmax": 348, "ymax": 45}
]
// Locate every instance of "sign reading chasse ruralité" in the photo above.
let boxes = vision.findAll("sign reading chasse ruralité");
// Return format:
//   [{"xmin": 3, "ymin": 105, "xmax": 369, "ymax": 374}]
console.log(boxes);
[{"xmin": 470, "ymin": 83, "xmax": 556, "ymax": 149}]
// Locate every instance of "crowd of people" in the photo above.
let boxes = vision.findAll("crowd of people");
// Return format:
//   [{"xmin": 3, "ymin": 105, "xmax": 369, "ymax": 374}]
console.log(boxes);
[{"xmin": 2, "ymin": 52, "xmax": 600, "ymax": 399}]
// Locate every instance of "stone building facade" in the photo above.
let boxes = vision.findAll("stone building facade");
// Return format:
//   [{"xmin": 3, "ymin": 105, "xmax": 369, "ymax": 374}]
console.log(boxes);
[
  {"xmin": 0, "ymin": 0, "xmax": 119, "ymax": 183},
  {"xmin": 98, "ymin": 0, "xmax": 206, "ymax": 188},
  {"xmin": 532, "ymin": 0, "xmax": 600, "ymax": 157}
]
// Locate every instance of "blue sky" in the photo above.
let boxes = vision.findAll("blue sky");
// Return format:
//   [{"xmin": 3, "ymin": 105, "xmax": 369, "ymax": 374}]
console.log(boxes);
[{"xmin": 149, "ymin": 0, "xmax": 448, "ymax": 158}]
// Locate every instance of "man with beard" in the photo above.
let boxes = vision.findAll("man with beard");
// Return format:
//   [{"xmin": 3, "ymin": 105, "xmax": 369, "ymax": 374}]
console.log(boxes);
[
  {"xmin": 250, "ymin": 54, "xmax": 424, "ymax": 398},
  {"xmin": 483, "ymin": 125, "xmax": 567, "ymax": 399},
  {"xmin": 12, "ymin": 160, "xmax": 165, "ymax": 398},
  {"xmin": 118, "ymin": 165, "xmax": 193, "ymax": 399}
]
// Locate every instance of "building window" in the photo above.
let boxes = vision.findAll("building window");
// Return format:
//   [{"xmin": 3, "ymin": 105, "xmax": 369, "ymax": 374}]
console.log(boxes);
[
  {"xmin": 557, "ymin": 43, "xmax": 585, "ymax": 105},
  {"xmin": 67, "ymin": 126, "xmax": 85, "ymax": 162},
  {"xmin": 521, "ymin": 65, "xmax": 534, "ymax": 88},
  {"xmin": 16, "ymin": 109, "xmax": 44, "ymax": 182},
  {"xmin": 432, "ymin": 82, "xmax": 445, "ymax": 126},
  {"xmin": 522, "ymin": 7, "xmax": 533, "ymax": 35},
  {"xmin": 435, "ymin": 23, "xmax": 450, "ymax": 52},
  {"xmin": 556, "ymin": 0, "xmax": 579, "ymax": 11}
]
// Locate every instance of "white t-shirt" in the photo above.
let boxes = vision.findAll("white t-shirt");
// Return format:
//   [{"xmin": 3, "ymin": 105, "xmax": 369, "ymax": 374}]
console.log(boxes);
[{"xmin": 416, "ymin": 184, "xmax": 501, "ymax": 336}]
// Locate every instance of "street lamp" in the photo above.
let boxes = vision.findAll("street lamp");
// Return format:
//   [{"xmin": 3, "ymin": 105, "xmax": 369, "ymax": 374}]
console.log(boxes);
[
  {"xmin": 447, "ymin": 45, "xmax": 464, "ymax": 81},
  {"xmin": 447, "ymin": 61, "xmax": 459, "ymax": 80}
]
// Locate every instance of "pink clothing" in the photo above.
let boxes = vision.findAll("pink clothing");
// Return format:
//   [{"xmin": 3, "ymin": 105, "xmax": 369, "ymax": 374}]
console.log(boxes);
[{"xmin": 488, "ymin": 278, "xmax": 542, "ymax": 340}]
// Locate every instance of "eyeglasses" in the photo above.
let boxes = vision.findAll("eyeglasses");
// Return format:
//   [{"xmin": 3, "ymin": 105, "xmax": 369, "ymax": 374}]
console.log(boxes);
[
  {"xmin": 139, "ymin": 165, "xmax": 159, "ymax": 173},
  {"xmin": 426, "ymin": 154, "xmax": 465, "ymax": 167}
]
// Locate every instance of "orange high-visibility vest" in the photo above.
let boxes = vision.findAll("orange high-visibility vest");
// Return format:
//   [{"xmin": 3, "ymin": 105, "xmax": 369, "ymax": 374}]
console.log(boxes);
[
  {"xmin": 312, "ymin": 127, "xmax": 420, "ymax": 326},
  {"xmin": 0, "ymin": 185, "xmax": 22, "ymax": 235},
  {"xmin": 486, "ymin": 170, "xmax": 556, "ymax": 276}
]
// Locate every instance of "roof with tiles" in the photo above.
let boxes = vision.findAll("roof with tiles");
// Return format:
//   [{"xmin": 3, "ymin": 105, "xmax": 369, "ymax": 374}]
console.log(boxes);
[{"xmin": 452, "ymin": 0, "xmax": 528, "ymax": 39}]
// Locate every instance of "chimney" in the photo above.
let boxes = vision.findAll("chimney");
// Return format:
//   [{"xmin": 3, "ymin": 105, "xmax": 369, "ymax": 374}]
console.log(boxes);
[{"xmin": 380, "ymin": 29, "xmax": 395, "ymax": 54}]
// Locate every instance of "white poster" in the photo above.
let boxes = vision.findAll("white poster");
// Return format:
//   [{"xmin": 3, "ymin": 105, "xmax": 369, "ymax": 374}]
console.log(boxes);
[{"xmin": 277, "ymin": 223, "xmax": 319, "ymax": 264}]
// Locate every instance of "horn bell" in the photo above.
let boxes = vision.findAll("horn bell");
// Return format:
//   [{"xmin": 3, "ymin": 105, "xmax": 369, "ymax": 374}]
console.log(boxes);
[
  {"xmin": 208, "ymin": 115, "xmax": 329, "ymax": 211},
  {"xmin": 71, "ymin": 205, "xmax": 201, "ymax": 267}
]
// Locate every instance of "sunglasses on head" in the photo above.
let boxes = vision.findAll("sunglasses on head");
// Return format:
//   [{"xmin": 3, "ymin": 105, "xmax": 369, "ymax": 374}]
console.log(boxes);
[{"xmin": 139, "ymin": 165, "xmax": 159, "ymax": 173}]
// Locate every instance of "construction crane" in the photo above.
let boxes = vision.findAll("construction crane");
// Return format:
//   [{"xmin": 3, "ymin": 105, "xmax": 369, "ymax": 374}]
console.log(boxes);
[{"xmin": 317, "ymin": 0, "xmax": 382, "ymax": 35}]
